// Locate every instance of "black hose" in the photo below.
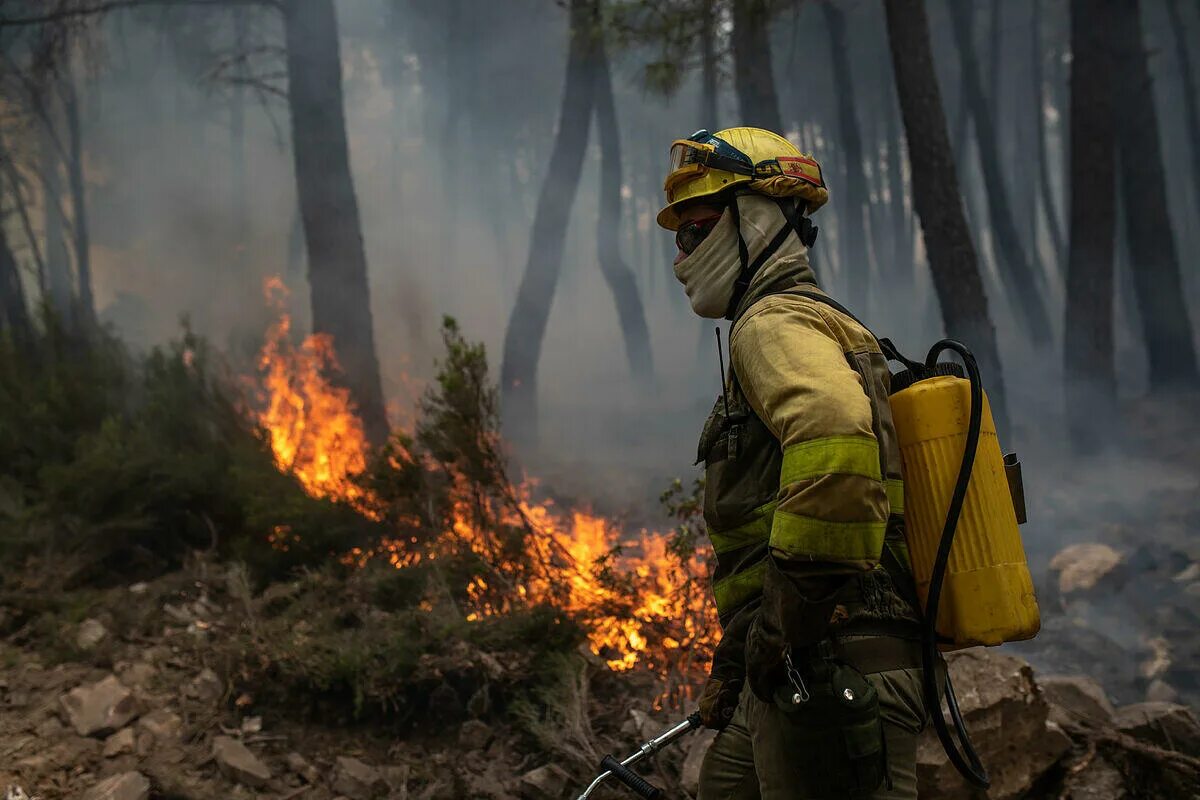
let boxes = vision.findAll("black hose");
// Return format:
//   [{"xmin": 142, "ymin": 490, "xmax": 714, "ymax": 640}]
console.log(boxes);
[
  {"xmin": 599, "ymin": 755, "xmax": 664, "ymax": 800},
  {"xmin": 920, "ymin": 339, "xmax": 990, "ymax": 789}
]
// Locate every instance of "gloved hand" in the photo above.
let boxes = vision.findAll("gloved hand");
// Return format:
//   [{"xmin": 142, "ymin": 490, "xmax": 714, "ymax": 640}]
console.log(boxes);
[
  {"xmin": 699, "ymin": 602, "xmax": 756, "ymax": 730},
  {"xmin": 745, "ymin": 555, "xmax": 854, "ymax": 702},
  {"xmin": 698, "ymin": 675, "xmax": 744, "ymax": 730}
]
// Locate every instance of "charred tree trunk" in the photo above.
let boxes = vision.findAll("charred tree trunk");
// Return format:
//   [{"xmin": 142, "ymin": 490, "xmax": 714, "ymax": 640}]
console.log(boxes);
[
  {"xmin": 822, "ymin": 1, "xmax": 870, "ymax": 313},
  {"xmin": 1165, "ymin": 0, "xmax": 1200, "ymax": 221},
  {"xmin": 283, "ymin": 0, "xmax": 389, "ymax": 445},
  {"xmin": 500, "ymin": 0, "xmax": 599, "ymax": 441},
  {"xmin": 732, "ymin": 0, "xmax": 783, "ymax": 131},
  {"xmin": 62, "ymin": 70, "xmax": 93, "ymax": 325},
  {"xmin": 1111, "ymin": 0, "xmax": 1199, "ymax": 391},
  {"xmin": 1064, "ymin": 0, "xmax": 1117, "ymax": 452},
  {"xmin": 883, "ymin": 65, "xmax": 912, "ymax": 281},
  {"xmin": 946, "ymin": 0, "xmax": 1052, "ymax": 346},
  {"xmin": 1031, "ymin": 0, "xmax": 1064, "ymax": 275},
  {"xmin": 594, "ymin": 42, "xmax": 654, "ymax": 382},
  {"xmin": 883, "ymin": 0, "xmax": 1008, "ymax": 432}
]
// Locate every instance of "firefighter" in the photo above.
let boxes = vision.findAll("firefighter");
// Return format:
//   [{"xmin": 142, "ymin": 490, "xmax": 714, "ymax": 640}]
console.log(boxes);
[{"xmin": 659, "ymin": 127, "xmax": 928, "ymax": 799}]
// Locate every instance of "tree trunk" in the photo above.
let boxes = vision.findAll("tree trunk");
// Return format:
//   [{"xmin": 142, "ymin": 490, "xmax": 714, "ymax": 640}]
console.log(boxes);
[
  {"xmin": 230, "ymin": 6, "xmax": 250, "ymax": 265},
  {"xmin": 38, "ymin": 98, "xmax": 72, "ymax": 321},
  {"xmin": 594, "ymin": 41, "xmax": 654, "ymax": 383},
  {"xmin": 1031, "ymin": 0, "xmax": 1064, "ymax": 275},
  {"xmin": 1111, "ymin": 0, "xmax": 1200, "ymax": 391},
  {"xmin": 283, "ymin": 0, "xmax": 389, "ymax": 446},
  {"xmin": 883, "ymin": 62, "xmax": 912, "ymax": 282},
  {"xmin": 883, "ymin": 0, "xmax": 1009, "ymax": 433},
  {"xmin": 1165, "ymin": 0, "xmax": 1200, "ymax": 222},
  {"xmin": 822, "ymin": 0, "xmax": 870, "ymax": 314},
  {"xmin": 946, "ymin": 0, "xmax": 1052, "ymax": 346},
  {"xmin": 699, "ymin": 0, "xmax": 719, "ymax": 127},
  {"xmin": 732, "ymin": 0, "xmax": 783, "ymax": 131},
  {"xmin": 1064, "ymin": 0, "xmax": 1117, "ymax": 452},
  {"xmin": 0, "ymin": 212, "xmax": 31, "ymax": 346},
  {"xmin": 62, "ymin": 68, "xmax": 93, "ymax": 326},
  {"xmin": 500, "ymin": 0, "xmax": 599, "ymax": 442}
]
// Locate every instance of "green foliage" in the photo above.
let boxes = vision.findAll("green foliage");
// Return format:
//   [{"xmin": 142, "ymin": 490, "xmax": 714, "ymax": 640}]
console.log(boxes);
[{"xmin": 0, "ymin": 319, "xmax": 376, "ymax": 587}]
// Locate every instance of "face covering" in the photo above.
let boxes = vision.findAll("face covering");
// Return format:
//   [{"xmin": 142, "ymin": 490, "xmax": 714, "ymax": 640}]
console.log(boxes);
[{"xmin": 672, "ymin": 208, "xmax": 743, "ymax": 318}]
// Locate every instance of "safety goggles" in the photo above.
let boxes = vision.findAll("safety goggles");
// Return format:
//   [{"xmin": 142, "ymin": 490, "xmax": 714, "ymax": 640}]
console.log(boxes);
[
  {"xmin": 675, "ymin": 214, "xmax": 724, "ymax": 256},
  {"xmin": 664, "ymin": 130, "xmax": 756, "ymax": 197}
]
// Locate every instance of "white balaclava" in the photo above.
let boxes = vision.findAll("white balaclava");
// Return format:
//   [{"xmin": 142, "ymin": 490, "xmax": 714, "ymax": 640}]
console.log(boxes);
[{"xmin": 672, "ymin": 194, "xmax": 813, "ymax": 319}]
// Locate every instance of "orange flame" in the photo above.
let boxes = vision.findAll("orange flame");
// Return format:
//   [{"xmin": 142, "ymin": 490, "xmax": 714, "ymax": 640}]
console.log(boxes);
[{"xmin": 253, "ymin": 277, "xmax": 718, "ymax": 688}]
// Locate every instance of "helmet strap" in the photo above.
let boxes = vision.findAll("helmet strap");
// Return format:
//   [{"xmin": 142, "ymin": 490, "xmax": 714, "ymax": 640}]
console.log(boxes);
[{"xmin": 724, "ymin": 197, "xmax": 816, "ymax": 321}]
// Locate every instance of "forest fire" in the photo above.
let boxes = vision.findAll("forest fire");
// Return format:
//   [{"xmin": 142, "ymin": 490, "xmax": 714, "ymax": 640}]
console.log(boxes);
[{"xmin": 252, "ymin": 278, "xmax": 717, "ymax": 683}]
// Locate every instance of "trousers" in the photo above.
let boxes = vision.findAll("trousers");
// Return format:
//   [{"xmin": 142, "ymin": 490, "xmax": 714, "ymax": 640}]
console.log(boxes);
[{"xmin": 697, "ymin": 667, "xmax": 927, "ymax": 800}]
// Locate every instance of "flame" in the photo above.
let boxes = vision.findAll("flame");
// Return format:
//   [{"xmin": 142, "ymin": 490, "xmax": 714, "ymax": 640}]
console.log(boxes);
[
  {"xmin": 253, "ymin": 277, "xmax": 718, "ymax": 689},
  {"xmin": 255, "ymin": 277, "xmax": 379, "ymax": 516}
]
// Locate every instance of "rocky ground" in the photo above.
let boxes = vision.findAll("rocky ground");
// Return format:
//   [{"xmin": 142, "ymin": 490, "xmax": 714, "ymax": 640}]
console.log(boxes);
[{"xmin": 1, "ymin": 555, "xmax": 1198, "ymax": 800}]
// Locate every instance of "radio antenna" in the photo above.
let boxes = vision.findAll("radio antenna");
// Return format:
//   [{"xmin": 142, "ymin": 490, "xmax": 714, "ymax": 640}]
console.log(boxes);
[{"xmin": 715, "ymin": 327, "xmax": 731, "ymax": 419}]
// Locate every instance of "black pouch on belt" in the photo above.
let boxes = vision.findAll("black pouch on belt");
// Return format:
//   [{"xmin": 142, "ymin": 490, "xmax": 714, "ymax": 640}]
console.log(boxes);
[{"xmin": 769, "ymin": 651, "xmax": 886, "ymax": 799}]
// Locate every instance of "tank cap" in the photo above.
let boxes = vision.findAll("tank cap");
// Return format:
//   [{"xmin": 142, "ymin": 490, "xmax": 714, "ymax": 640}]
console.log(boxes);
[{"xmin": 889, "ymin": 362, "xmax": 966, "ymax": 394}]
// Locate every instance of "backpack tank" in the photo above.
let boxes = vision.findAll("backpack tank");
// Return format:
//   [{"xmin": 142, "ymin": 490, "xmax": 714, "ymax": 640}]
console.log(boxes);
[{"xmin": 889, "ymin": 370, "xmax": 1040, "ymax": 647}]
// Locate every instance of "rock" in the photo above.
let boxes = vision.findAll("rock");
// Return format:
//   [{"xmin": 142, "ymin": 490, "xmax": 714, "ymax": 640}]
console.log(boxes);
[
  {"xmin": 917, "ymin": 649, "xmax": 1072, "ymax": 799},
  {"xmin": 1146, "ymin": 678, "xmax": 1179, "ymax": 703},
  {"xmin": 1040, "ymin": 675, "xmax": 1115, "ymax": 727},
  {"xmin": 518, "ymin": 764, "xmax": 570, "ymax": 799},
  {"xmin": 1058, "ymin": 755, "xmax": 1128, "ymax": 800},
  {"xmin": 35, "ymin": 716, "xmax": 64, "ymax": 738},
  {"xmin": 187, "ymin": 667, "xmax": 223, "ymax": 702},
  {"xmin": 76, "ymin": 619, "xmax": 108, "ymax": 650},
  {"xmin": 60, "ymin": 675, "xmax": 138, "ymax": 736},
  {"xmin": 212, "ymin": 735, "xmax": 272, "ymax": 788},
  {"xmin": 1113, "ymin": 702, "xmax": 1200, "ymax": 754},
  {"xmin": 82, "ymin": 771, "xmax": 151, "ymax": 800},
  {"xmin": 128, "ymin": 582, "xmax": 148, "ymax": 594},
  {"xmin": 1050, "ymin": 543, "xmax": 1124, "ymax": 595},
  {"xmin": 285, "ymin": 751, "xmax": 321, "ymax": 784},
  {"xmin": 679, "ymin": 728, "xmax": 717, "ymax": 797},
  {"xmin": 137, "ymin": 708, "xmax": 182, "ymax": 741},
  {"xmin": 115, "ymin": 661, "xmax": 156, "ymax": 688},
  {"xmin": 458, "ymin": 719, "xmax": 493, "ymax": 750},
  {"xmin": 103, "ymin": 727, "xmax": 136, "ymax": 757},
  {"xmin": 380, "ymin": 764, "xmax": 410, "ymax": 796},
  {"xmin": 332, "ymin": 756, "xmax": 387, "ymax": 799}
]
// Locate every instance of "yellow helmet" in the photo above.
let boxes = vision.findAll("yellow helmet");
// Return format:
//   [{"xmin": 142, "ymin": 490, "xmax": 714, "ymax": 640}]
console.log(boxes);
[{"xmin": 656, "ymin": 126, "xmax": 830, "ymax": 230}]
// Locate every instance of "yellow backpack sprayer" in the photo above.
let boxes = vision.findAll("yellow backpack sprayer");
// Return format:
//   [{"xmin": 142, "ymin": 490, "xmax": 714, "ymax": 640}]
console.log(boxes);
[{"xmin": 881, "ymin": 336, "xmax": 1040, "ymax": 788}]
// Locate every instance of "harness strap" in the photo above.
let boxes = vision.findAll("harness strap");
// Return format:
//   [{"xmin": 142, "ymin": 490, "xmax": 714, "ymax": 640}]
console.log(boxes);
[{"xmin": 833, "ymin": 635, "xmax": 924, "ymax": 675}]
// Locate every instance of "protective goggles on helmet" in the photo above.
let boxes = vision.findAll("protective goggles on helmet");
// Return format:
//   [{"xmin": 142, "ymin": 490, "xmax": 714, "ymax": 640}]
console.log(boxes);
[{"xmin": 664, "ymin": 130, "xmax": 756, "ymax": 200}]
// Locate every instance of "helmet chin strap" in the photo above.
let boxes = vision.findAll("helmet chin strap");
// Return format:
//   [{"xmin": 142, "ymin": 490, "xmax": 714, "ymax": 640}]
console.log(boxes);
[{"xmin": 723, "ymin": 196, "xmax": 820, "ymax": 321}]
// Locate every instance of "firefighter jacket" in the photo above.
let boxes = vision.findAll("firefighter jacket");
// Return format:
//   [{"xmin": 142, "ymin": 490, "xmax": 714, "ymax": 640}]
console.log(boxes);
[{"xmin": 697, "ymin": 203, "xmax": 920, "ymax": 689}]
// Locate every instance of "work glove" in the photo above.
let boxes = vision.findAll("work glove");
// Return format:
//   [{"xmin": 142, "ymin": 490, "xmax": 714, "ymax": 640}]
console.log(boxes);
[
  {"xmin": 745, "ymin": 555, "xmax": 854, "ymax": 703},
  {"xmin": 698, "ymin": 602, "xmax": 756, "ymax": 731}
]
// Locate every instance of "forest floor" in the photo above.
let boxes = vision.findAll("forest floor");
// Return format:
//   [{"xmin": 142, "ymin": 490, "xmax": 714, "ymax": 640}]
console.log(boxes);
[{"xmin": 1, "ymin": 392, "xmax": 1199, "ymax": 800}]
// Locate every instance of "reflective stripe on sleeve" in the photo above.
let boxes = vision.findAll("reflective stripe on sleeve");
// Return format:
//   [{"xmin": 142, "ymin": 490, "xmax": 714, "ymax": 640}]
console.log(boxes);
[
  {"xmin": 708, "ymin": 501, "xmax": 777, "ymax": 555},
  {"xmin": 885, "ymin": 478, "xmax": 905, "ymax": 516},
  {"xmin": 769, "ymin": 511, "xmax": 887, "ymax": 562},
  {"xmin": 779, "ymin": 435, "xmax": 882, "ymax": 486},
  {"xmin": 712, "ymin": 558, "xmax": 767, "ymax": 614}
]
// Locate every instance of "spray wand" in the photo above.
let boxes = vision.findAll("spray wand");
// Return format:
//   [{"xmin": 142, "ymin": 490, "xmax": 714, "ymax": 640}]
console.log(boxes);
[{"xmin": 576, "ymin": 711, "xmax": 703, "ymax": 799}]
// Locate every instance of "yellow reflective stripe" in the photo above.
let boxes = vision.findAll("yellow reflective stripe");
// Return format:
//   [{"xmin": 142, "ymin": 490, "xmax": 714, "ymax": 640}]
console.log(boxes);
[
  {"xmin": 708, "ymin": 502, "xmax": 777, "ymax": 555},
  {"xmin": 712, "ymin": 559, "xmax": 767, "ymax": 614},
  {"xmin": 769, "ymin": 511, "xmax": 887, "ymax": 562},
  {"xmin": 779, "ymin": 435, "xmax": 881, "ymax": 486},
  {"xmin": 886, "ymin": 478, "xmax": 905, "ymax": 515}
]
